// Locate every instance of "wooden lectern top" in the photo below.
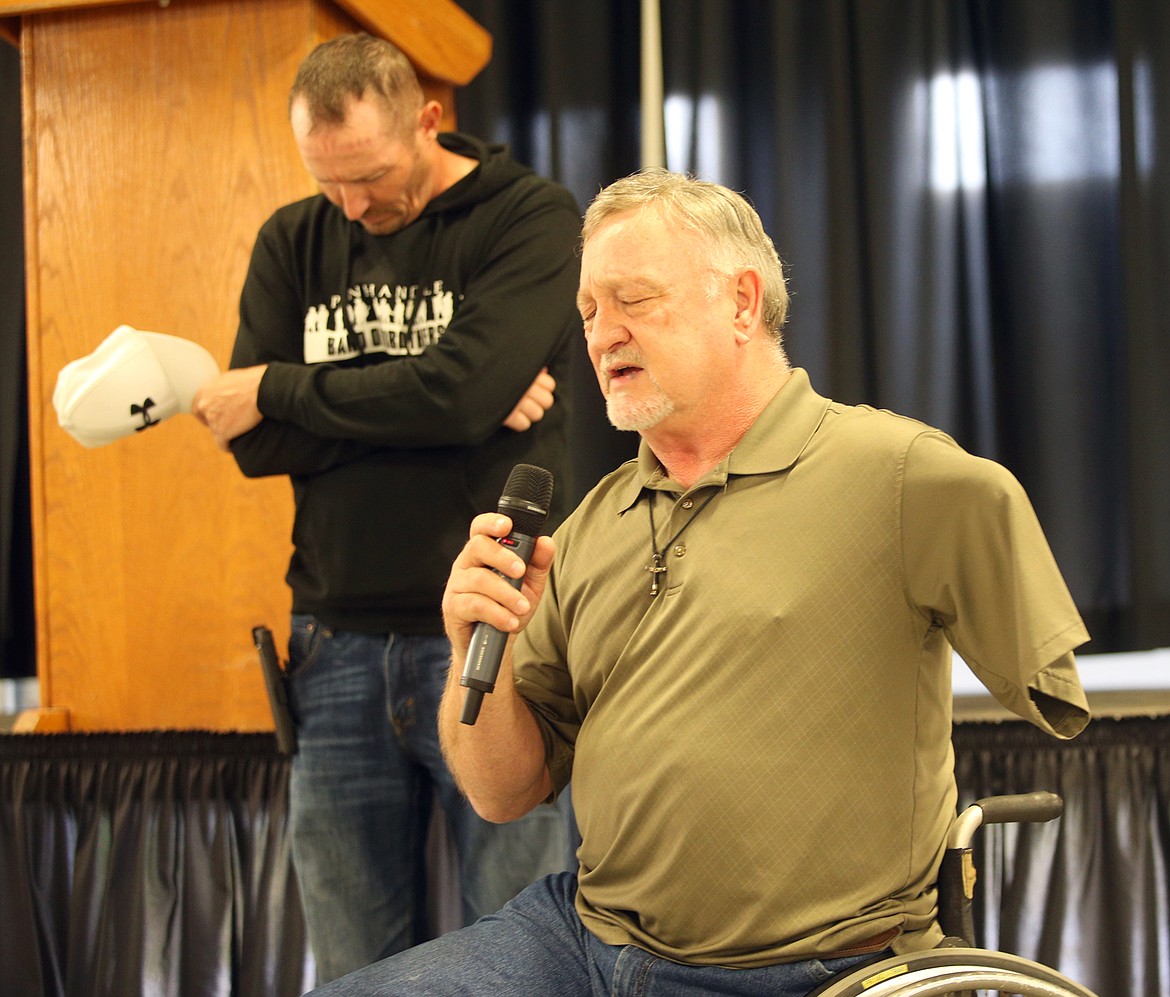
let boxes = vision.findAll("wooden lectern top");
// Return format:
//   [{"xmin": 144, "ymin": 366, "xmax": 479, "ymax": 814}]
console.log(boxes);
[{"xmin": 0, "ymin": 0, "xmax": 492, "ymax": 84}]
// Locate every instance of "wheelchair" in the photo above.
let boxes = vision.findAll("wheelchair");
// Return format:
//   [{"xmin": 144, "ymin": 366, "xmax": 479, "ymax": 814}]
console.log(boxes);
[{"xmin": 807, "ymin": 792, "xmax": 1099, "ymax": 996}]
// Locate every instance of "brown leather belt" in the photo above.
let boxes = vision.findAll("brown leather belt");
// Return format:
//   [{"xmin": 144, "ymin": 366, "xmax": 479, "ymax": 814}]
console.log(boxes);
[{"xmin": 820, "ymin": 926, "xmax": 900, "ymax": 960}]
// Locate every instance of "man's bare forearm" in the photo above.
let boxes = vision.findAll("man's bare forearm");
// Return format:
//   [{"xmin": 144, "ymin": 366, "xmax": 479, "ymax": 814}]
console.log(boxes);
[
  {"xmin": 440, "ymin": 515, "xmax": 559, "ymax": 823},
  {"xmin": 439, "ymin": 646, "xmax": 553, "ymax": 823}
]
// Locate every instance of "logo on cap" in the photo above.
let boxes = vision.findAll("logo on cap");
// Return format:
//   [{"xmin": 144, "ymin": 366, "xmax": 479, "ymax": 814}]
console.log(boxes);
[{"xmin": 131, "ymin": 398, "xmax": 159, "ymax": 432}]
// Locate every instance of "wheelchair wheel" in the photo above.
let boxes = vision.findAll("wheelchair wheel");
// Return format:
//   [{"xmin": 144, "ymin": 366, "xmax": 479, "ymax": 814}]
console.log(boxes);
[{"xmin": 807, "ymin": 947, "xmax": 1099, "ymax": 996}]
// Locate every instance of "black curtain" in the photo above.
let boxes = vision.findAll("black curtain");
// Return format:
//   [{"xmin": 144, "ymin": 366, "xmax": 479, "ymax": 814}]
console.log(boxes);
[
  {"xmin": 1114, "ymin": 0, "xmax": 1170, "ymax": 657},
  {"xmin": 0, "ymin": 733, "xmax": 311, "ymax": 997},
  {"xmin": 457, "ymin": 0, "xmax": 1170, "ymax": 655},
  {"xmin": 955, "ymin": 717, "xmax": 1170, "ymax": 997},
  {"xmin": 456, "ymin": 0, "xmax": 645, "ymax": 503},
  {"xmin": 0, "ymin": 39, "xmax": 34, "ymax": 680}
]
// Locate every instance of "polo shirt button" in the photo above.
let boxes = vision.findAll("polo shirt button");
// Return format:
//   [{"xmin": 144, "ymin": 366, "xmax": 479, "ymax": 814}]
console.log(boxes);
[{"xmin": 673, "ymin": 544, "xmax": 687, "ymax": 558}]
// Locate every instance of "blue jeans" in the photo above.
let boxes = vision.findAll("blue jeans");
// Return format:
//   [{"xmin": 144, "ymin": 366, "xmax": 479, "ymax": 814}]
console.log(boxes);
[
  {"xmin": 308, "ymin": 871, "xmax": 881, "ymax": 996},
  {"xmin": 286, "ymin": 616, "xmax": 573, "ymax": 984}
]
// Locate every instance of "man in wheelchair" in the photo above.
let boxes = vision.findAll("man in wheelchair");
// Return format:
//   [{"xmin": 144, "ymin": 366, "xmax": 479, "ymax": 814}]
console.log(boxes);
[{"xmin": 309, "ymin": 170, "xmax": 1091, "ymax": 996}]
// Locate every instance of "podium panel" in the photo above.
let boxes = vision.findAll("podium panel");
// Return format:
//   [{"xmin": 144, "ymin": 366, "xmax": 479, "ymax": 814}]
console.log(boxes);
[{"xmin": 13, "ymin": 0, "xmax": 486, "ymax": 730}]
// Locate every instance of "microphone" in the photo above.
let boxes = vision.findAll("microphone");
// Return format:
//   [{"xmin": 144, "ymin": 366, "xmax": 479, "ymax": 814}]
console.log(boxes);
[{"xmin": 459, "ymin": 463, "xmax": 554, "ymax": 725}]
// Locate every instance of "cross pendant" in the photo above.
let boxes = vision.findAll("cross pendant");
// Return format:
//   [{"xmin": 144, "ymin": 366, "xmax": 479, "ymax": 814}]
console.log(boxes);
[{"xmin": 645, "ymin": 554, "xmax": 667, "ymax": 597}]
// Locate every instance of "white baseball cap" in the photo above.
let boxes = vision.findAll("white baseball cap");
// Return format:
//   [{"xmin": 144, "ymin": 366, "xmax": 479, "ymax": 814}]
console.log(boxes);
[{"xmin": 53, "ymin": 325, "xmax": 220, "ymax": 448}]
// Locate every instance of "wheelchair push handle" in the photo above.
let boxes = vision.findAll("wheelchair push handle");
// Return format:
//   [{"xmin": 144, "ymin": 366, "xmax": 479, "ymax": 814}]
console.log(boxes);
[
  {"xmin": 948, "ymin": 791, "xmax": 1062, "ymax": 849},
  {"xmin": 937, "ymin": 791, "xmax": 1064, "ymax": 946},
  {"xmin": 975, "ymin": 790, "xmax": 1063, "ymax": 825}
]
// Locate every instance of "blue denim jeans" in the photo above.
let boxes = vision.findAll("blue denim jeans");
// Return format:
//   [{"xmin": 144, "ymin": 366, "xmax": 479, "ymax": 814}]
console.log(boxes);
[
  {"xmin": 286, "ymin": 616, "xmax": 573, "ymax": 984},
  {"xmin": 308, "ymin": 871, "xmax": 881, "ymax": 996}
]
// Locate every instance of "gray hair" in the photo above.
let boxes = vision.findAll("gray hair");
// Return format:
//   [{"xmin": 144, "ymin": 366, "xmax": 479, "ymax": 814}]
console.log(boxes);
[
  {"xmin": 582, "ymin": 169, "xmax": 790, "ymax": 340},
  {"xmin": 289, "ymin": 33, "xmax": 424, "ymax": 136}
]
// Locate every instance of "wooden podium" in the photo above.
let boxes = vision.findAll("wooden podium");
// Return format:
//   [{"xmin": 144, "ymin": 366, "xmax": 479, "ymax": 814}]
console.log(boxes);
[{"xmin": 3, "ymin": 0, "xmax": 490, "ymax": 732}]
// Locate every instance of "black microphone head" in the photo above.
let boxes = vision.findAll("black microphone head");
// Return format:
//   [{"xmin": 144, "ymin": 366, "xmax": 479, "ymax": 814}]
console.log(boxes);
[{"xmin": 497, "ymin": 464, "xmax": 554, "ymax": 536}]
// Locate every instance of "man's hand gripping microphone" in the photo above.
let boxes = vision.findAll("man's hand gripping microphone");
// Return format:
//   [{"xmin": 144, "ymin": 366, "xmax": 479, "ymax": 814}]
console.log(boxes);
[{"xmin": 459, "ymin": 463, "xmax": 554, "ymax": 725}]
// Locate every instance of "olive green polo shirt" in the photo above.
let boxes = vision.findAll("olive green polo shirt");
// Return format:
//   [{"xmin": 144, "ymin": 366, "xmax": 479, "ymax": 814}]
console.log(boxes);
[{"xmin": 513, "ymin": 367, "xmax": 1089, "ymax": 968}]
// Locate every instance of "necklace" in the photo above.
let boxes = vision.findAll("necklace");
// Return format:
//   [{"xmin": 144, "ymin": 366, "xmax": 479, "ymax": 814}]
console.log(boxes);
[{"xmin": 644, "ymin": 488, "xmax": 719, "ymax": 597}]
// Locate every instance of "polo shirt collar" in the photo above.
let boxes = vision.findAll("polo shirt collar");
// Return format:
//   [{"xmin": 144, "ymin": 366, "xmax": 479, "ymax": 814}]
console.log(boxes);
[{"xmin": 617, "ymin": 368, "xmax": 831, "ymax": 511}]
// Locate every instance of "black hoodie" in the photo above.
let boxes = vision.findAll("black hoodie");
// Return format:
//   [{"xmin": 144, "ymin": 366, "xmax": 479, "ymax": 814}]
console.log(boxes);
[{"xmin": 228, "ymin": 133, "xmax": 582, "ymax": 634}]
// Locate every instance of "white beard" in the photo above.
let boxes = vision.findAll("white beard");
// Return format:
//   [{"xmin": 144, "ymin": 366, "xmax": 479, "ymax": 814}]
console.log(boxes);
[{"xmin": 605, "ymin": 386, "xmax": 675, "ymax": 432}]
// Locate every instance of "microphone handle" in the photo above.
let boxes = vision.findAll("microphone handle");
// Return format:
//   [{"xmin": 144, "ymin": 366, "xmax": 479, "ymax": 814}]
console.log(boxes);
[{"xmin": 459, "ymin": 532, "xmax": 536, "ymax": 725}]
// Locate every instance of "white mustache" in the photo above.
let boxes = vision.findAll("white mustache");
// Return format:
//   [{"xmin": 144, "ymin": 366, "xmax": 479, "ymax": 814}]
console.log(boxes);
[{"xmin": 600, "ymin": 349, "xmax": 645, "ymax": 376}]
